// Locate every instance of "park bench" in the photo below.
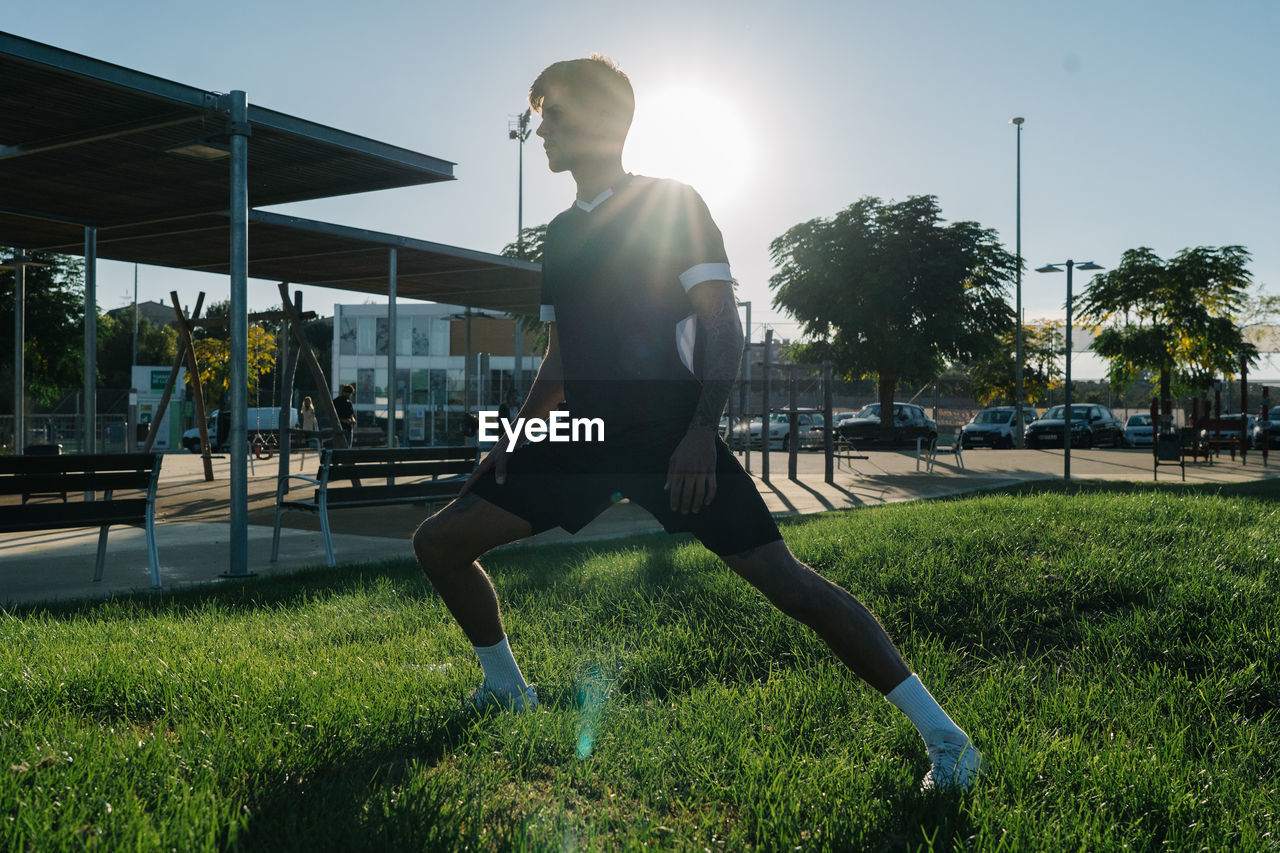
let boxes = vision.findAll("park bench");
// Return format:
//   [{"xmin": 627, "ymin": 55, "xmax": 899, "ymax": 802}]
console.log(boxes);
[
  {"xmin": 0, "ymin": 453, "xmax": 164, "ymax": 588},
  {"xmin": 271, "ymin": 446, "xmax": 479, "ymax": 567},
  {"xmin": 1196, "ymin": 417, "xmax": 1249, "ymax": 464}
]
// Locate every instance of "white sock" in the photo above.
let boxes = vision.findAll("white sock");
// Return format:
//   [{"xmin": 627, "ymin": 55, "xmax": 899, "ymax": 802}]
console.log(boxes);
[
  {"xmin": 472, "ymin": 635, "xmax": 528, "ymax": 695},
  {"xmin": 885, "ymin": 673, "xmax": 967, "ymax": 747}
]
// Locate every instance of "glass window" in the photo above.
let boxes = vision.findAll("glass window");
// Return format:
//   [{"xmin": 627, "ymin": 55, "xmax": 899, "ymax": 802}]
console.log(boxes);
[
  {"xmin": 397, "ymin": 319, "xmax": 413, "ymax": 356},
  {"xmin": 376, "ymin": 317, "xmax": 389, "ymax": 356},
  {"xmin": 339, "ymin": 315, "xmax": 358, "ymax": 356},
  {"xmin": 357, "ymin": 317, "xmax": 375, "ymax": 355},
  {"xmin": 356, "ymin": 368, "xmax": 375, "ymax": 405}
]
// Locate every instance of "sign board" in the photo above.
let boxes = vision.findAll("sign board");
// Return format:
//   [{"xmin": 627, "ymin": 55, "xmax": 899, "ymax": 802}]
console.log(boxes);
[{"xmin": 132, "ymin": 365, "xmax": 186, "ymax": 450}]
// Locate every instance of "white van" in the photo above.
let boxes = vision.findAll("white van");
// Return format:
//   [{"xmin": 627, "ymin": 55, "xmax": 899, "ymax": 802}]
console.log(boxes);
[{"xmin": 182, "ymin": 407, "xmax": 300, "ymax": 452}]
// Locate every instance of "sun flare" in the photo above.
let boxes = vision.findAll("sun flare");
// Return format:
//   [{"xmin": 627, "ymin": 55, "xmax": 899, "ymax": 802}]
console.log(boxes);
[{"xmin": 624, "ymin": 83, "xmax": 756, "ymax": 208}]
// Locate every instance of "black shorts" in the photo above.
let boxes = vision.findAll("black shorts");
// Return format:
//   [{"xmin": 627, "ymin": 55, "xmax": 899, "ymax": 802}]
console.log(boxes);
[{"xmin": 468, "ymin": 431, "xmax": 781, "ymax": 557}]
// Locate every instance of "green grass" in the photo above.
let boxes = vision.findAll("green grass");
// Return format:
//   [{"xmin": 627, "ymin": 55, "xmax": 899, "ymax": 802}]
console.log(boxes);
[{"xmin": 3, "ymin": 480, "xmax": 1279, "ymax": 851}]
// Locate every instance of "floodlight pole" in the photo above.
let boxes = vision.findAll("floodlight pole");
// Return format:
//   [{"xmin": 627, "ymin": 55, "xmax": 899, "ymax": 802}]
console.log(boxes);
[
  {"xmin": 510, "ymin": 108, "xmax": 532, "ymax": 394},
  {"xmin": 226, "ymin": 89, "xmax": 251, "ymax": 577},
  {"xmin": 1011, "ymin": 117, "xmax": 1025, "ymax": 446}
]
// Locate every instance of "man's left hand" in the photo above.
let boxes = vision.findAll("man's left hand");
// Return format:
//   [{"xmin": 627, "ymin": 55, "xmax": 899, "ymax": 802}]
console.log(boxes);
[{"xmin": 666, "ymin": 428, "xmax": 718, "ymax": 514}]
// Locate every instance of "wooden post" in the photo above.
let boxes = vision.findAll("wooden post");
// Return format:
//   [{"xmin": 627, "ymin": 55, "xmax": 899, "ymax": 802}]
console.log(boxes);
[
  {"xmin": 276, "ymin": 290, "xmax": 303, "ymax": 489},
  {"xmin": 1241, "ymin": 356, "xmax": 1248, "ymax": 464},
  {"xmin": 170, "ymin": 291, "xmax": 214, "ymax": 481},
  {"xmin": 823, "ymin": 361, "xmax": 834, "ymax": 485},
  {"xmin": 787, "ymin": 365, "xmax": 799, "ymax": 481},
  {"xmin": 143, "ymin": 292, "xmax": 204, "ymax": 453},
  {"xmin": 277, "ymin": 282, "xmax": 350, "ymax": 449}
]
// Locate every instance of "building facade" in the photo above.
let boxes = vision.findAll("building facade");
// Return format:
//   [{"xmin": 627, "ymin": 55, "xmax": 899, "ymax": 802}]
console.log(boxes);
[{"xmin": 331, "ymin": 302, "xmax": 541, "ymax": 445}]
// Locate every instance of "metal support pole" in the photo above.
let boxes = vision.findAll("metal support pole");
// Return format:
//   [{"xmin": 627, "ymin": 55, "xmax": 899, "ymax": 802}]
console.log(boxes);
[
  {"xmin": 741, "ymin": 301, "xmax": 752, "ymax": 473},
  {"xmin": 1064, "ymin": 260, "xmax": 1074, "ymax": 481},
  {"xmin": 823, "ymin": 361, "xmax": 834, "ymax": 484},
  {"xmin": 226, "ymin": 90, "xmax": 251, "ymax": 577},
  {"xmin": 787, "ymin": 365, "xmax": 798, "ymax": 482},
  {"xmin": 84, "ymin": 227, "xmax": 98, "ymax": 454},
  {"xmin": 12, "ymin": 259, "xmax": 24, "ymax": 454},
  {"xmin": 1013, "ymin": 118, "xmax": 1025, "ymax": 447},
  {"xmin": 761, "ymin": 329, "xmax": 772, "ymax": 483},
  {"xmin": 387, "ymin": 248, "xmax": 398, "ymax": 448},
  {"xmin": 464, "ymin": 308, "xmax": 473, "ymax": 414}
]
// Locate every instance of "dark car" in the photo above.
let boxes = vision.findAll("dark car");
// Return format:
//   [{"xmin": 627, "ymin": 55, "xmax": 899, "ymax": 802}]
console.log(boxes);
[
  {"xmin": 838, "ymin": 402, "xmax": 937, "ymax": 446},
  {"xmin": 959, "ymin": 406, "xmax": 1039, "ymax": 449},
  {"xmin": 1025, "ymin": 404, "xmax": 1124, "ymax": 448},
  {"xmin": 1201, "ymin": 413, "xmax": 1256, "ymax": 450},
  {"xmin": 1253, "ymin": 406, "xmax": 1280, "ymax": 449}
]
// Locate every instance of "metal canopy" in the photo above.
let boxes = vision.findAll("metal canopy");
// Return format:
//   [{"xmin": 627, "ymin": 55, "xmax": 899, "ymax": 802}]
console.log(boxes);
[
  {"xmin": 3, "ymin": 209, "xmax": 541, "ymax": 315},
  {"xmin": 0, "ymin": 31, "xmax": 455, "ymax": 229}
]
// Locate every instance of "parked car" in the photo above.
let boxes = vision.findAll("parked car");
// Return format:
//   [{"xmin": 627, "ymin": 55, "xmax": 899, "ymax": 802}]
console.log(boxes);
[
  {"xmin": 838, "ymin": 402, "xmax": 937, "ymax": 446},
  {"xmin": 1253, "ymin": 406, "xmax": 1280, "ymax": 450},
  {"xmin": 1200, "ymin": 413, "xmax": 1256, "ymax": 450},
  {"xmin": 183, "ymin": 407, "xmax": 300, "ymax": 452},
  {"xmin": 959, "ymin": 406, "xmax": 1039, "ymax": 449},
  {"xmin": 1122, "ymin": 413, "xmax": 1155, "ymax": 447},
  {"xmin": 749, "ymin": 412, "xmax": 826, "ymax": 450},
  {"xmin": 1025, "ymin": 404, "xmax": 1124, "ymax": 448}
]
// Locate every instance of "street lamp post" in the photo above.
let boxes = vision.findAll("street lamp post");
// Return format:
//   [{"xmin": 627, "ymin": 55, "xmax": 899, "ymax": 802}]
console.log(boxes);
[
  {"xmin": 509, "ymin": 108, "xmax": 532, "ymax": 394},
  {"xmin": 1036, "ymin": 260, "xmax": 1104, "ymax": 481},
  {"xmin": 1010, "ymin": 117, "xmax": 1025, "ymax": 446}
]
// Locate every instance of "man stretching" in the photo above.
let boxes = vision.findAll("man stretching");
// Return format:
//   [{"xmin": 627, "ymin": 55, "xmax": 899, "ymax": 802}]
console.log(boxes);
[{"xmin": 413, "ymin": 55, "xmax": 981, "ymax": 790}]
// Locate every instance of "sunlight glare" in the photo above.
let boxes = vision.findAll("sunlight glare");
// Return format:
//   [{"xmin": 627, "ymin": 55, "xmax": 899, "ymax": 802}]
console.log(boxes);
[{"xmin": 625, "ymin": 83, "xmax": 756, "ymax": 208}]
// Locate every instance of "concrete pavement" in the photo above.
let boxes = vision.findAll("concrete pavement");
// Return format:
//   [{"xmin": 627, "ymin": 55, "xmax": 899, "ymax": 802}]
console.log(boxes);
[{"xmin": 3, "ymin": 443, "xmax": 1276, "ymax": 607}]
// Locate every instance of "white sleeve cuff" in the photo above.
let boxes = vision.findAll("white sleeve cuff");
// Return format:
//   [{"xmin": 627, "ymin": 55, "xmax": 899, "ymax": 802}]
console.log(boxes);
[
  {"xmin": 539, "ymin": 304, "xmax": 556, "ymax": 323},
  {"xmin": 678, "ymin": 262, "xmax": 733, "ymax": 292}
]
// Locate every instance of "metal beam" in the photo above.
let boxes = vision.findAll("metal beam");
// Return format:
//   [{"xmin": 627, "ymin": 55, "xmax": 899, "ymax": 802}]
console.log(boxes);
[{"xmin": 0, "ymin": 113, "xmax": 201, "ymax": 161}]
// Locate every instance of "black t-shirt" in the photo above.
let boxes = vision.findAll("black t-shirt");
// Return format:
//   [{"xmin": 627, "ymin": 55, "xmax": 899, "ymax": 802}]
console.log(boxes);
[
  {"xmin": 332, "ymin": 395, "xmax": 354, "ymax": 423},
  {"xmin": 540, "ymin": 175, "xmax": 731, "ymax": 438}
]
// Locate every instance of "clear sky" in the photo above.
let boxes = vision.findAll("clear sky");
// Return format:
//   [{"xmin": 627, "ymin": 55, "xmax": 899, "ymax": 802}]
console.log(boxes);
[{"xmin": 7, "ymin": 0, "xmax": 1279, "ymax": 379}]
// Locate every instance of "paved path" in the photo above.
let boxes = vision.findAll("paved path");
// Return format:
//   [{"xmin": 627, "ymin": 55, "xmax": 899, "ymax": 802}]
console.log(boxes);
[{"xmin": 4, "ymin": 444, "xmax": 1275, "ymax": 607}]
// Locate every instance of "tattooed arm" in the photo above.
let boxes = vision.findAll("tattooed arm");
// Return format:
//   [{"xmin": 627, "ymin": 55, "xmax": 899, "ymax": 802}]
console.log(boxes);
[
  {"xmin": 666, "ymin": 280, "xmax": 743, "ymax": 514},
  {"xmin": 688, "ymin": 281, "xmax": 745, "ymax": 431}
]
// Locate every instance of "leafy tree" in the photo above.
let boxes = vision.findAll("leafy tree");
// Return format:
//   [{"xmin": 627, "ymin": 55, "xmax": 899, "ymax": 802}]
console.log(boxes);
[
  {"xmin": 0, "ymin": 252, "xmax": 86, "ymax": 410},
  {"xmin": 96, "ymin": 314, "xmax": 179, "ymax": 390},
  {"xmin": 501, "ymin": 224, "xmax": 549, "ymax": 355},
  {"xmin": 966, "ymin": 320, "xmax": 1063, "ymax": 406},
  {"xmin": 190, "ymin": 326, "xmax": 276, "ymax": 408},
  {"xmin": 1076, "ymin": 246, "xmax": 1257, "ymax": 405},
  {"xmin": 769, "ymin": 195, "xmax": 1016, "ymax": 439}
]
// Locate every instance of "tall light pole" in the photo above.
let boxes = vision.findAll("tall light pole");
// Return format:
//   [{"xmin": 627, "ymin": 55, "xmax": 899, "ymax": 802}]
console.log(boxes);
[
  {"xmin": 1010, "ymin": 117, "xmax": 1025, "ymax": 446},
  {"xmin": 1036, "ymin": 260, "xmax": 1104, "ymax": 481},
  {"xmin": 509, "ymin": 108, "xmax": 532, "ymax": 394}
]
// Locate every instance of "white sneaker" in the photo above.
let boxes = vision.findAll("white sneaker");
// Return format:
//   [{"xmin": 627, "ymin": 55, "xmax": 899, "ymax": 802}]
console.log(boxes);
[
  {"xmin": 922, "ymin": 732, "xmax": 982, "ymax": 791},
  {"xmin": 467, "ymin": 681, "xmax": 539, "ymax": 713}
]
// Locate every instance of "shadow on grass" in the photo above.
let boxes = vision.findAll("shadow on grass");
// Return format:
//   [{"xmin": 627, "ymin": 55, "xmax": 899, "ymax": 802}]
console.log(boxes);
[{"xmin": 226, "ymin": 708, "xmax": 494, "ymax": 852}]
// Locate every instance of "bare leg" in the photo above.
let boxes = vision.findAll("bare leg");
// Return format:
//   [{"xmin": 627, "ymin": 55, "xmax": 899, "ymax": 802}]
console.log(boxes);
[
  {"xmin": 722, "ymin": 539, "xmax": 910, "ymax": 694},
  {"xmin": 412, "ymin": 493, "xmax": 533, "ymax": 647}
]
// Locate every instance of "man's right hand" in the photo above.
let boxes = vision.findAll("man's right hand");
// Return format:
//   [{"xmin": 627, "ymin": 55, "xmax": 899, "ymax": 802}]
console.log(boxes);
[{"xmin": 459, "ymin": 443, "xmax": 511, "ymax": 497}]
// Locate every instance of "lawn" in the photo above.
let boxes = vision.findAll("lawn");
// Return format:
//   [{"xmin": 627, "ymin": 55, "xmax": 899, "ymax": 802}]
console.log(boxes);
[{"xmin": 2, "ymin": 481, "xmax": 1278, "ymax": 851}]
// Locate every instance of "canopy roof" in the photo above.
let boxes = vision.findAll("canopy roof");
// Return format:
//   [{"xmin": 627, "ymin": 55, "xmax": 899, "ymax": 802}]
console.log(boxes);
[
  {"xmin": 15, "ymin": 209, "xmax": 541, "ymax": 315},
  {"xmin": 1, "ymin": 32, "xmax": 540, "ymax": 313},
  {"xmin": 0, "ymin": 31, "xmax": 455, "ymax": 229}
]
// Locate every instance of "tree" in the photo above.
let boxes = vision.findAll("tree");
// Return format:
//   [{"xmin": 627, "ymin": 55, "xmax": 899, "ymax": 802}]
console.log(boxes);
[
  {"xmin": 0, "ymin": 252, "xmax": 86, "ymax": 411},
  {"xmin": 1076, "ymin": 246, "xmax": 1257, "ymax": 406},
  {"xmin": 501, "ymin": 224, "xmax": 550, "ymax": 355},
  {"xmin": 768, "ymin": 195, "xmax": 1016, "ymax": 439},
  {"xmin": 96, "ymin": 314, "xmax": 178, "ymax": 390},
  {"xmin": 966, "ymin": 320, "xmax": 1063, "ymax": 406},
  {"xmin": 190, "ymin": 326, "xmax": 276, "ymax": 408}
]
